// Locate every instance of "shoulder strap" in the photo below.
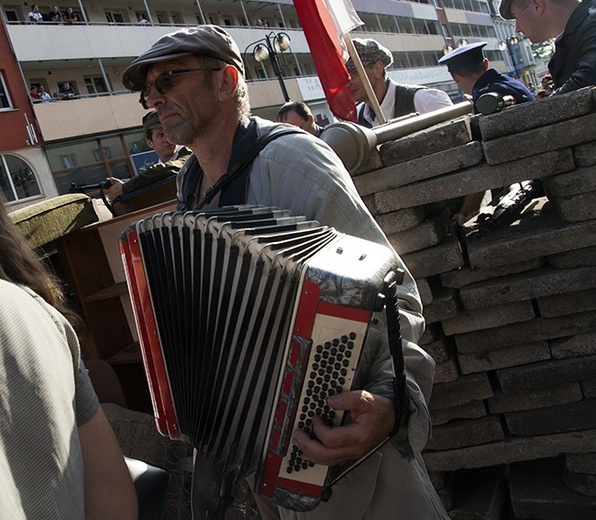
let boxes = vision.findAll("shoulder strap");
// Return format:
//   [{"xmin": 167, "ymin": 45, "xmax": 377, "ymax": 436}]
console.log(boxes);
[{"xmin": 196, "ymin": 126, "xmax": 302, "ymax": 210}]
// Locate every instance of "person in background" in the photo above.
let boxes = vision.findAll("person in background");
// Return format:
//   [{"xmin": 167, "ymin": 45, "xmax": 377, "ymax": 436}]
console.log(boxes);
[
  {"xmin": 276, "ymin": 100, "xmax": 325, "ymax": 137},
  {"xmin": 136, "ymin": 12, "xmax": 148, "ymax": 24},
  {"xmin": 48, "ymin": 5, "xmax": 62, "ymax": 22},
  {"xmin": 347, "ymin": 37, "xmax": 453, "ymax": 128},
  {"xmin": 499, "ymin": 0, "xmax": 596, "ymax": 94},
  {"xmin": 122, "ymin": 24, "xmax": 448, "ymax": 520},
  {"xmin": 29, "ymin": 85, "xmax": 42, "ymax": 101},
  {"xmin": 59, "ymin": 81, "xmax": 75, "ymax": 99},
  {"xmin": 38, "ymin": 85, "xmax": 53, "ymax": 103},
  {"xmin": 105, "ymin": 110, "xmax": 192, "ymax": 200},
  {"xmin": 437, "ymin": 42, "xmax": 535, "ymax": 107},
  {"xmin": 0, "ymin": 199, "xmax": 137, "ymax": 519},
  {"xmin": 63, "ymin": 6, "xmax": 78, "ymax": 24},
  {"xmin": 27, "ymin": 4, "xmax": 43, "ymax": 22}
]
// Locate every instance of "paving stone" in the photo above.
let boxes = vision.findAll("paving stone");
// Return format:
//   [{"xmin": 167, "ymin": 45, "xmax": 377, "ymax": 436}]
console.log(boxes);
[
  {"xmin": 505, "ymin": 398, "xmax": 596, "ymax": 436},
  {"xmin": 440, "ymin": 257, "xmax": 544, "ymax": 289},
  {"xmin": 416, "ymin": 277, "xmax": 433, "ymax": 306},
  {"xmin": 380, "ymin": 116, "xmax": 473, "ymax": 166},
  {"xmin": 442, "ymin": 300, "xmax": 535, "ymax": 335},
  {"xmin": 427, "ymin": 416, "xmax": 504, "ymax": 451},
  {"xmin": 456, "ymin": 311, "xmax": 596, "ymax": 353},
  {"xmin": 488, "ymin": 382, "xmax": 583, "ymax": 414},
  {"xmin": 418, "ymin": 324, "xmax": 438, "ymax": 346},
  {"xmin": 458, "ymin": 341, "xmax": 551, "ymax": 375},
  {"xmin": 566, "ymin": 452, "xmax": 596, "ymax": 474},
  {"xmin": 463, "ymin": 199, "xmax": 596, "ymax": 269},
  {"xmin": 376, "ymin": 205, "xmax": 426, "ymax": 233},
  {"xmin": 459, "ymin": 267, "xmax": 596, "ymax": 310},
  {"xmin": 428, "ymin": 469, "xmax": 447, "ymax": 490},
  {"xmin": 547, "ymin": 245, "xmax": 596, "ymax": 269},
  {"xmin": 550, "ymin": 332, "xmax": 596, "ymax": 359},
  {"xmin": 509, "ymin": 457, "xmax": 596, "ymax": 520},
  {"xmin": 351, "ymin": 146, "xmax": 383, "ymax": 176},
  {"xmin": 479, "ymin": 87, "xmax": 596, "ymax": 140},
  {"xmin": 431, "ymin": 400, "xmax": 487, "ymax": 427},
  {"xmin": 537, "ymin": 289, "xmax": 596, "ymax": 318},
  {"xmin": 403, "ymin": 234, "xmax": 464, "ymax": 279},
  {"xmin": 496, "ymin": 354, "xmax": 596, "ymax": 394},
  {"xmin": 354, "ymin": 141, "xmax": 483, "ymax": 196},
  {"xmin": 434, "ymin": 357, "xmax": 460, "ymax": 384},
  {"xmin": 423, "ymin": 287, "xmax": 459, "ymax": 325},
  {"xmin": 573, "ymin": 140, "xmax": 596, "ymax": 167},
  {"xmin": 375, "ymin": 149, "xmax": 574, "ymax": 211},
  {"xmin": 435, "ymin": 478, "xmax": 455, "ymax": 511},
  {"xmin": 549, "ymin": 190, "xmax": 596, "ymax": 222},
  {"xmin": 388, "ymin": 207, "xmax": 450, "ymax": 255},
  {"xmin": 445, "ymin": 466, "xmax": 505, "ymax": 520},
  {"xmin": 543, "ymin": 165, "xmax": 596, "ymax": 197},
  {"xmin": 361, "ymin": 193, "xmax": 376, "ymax": 215},
  {"xmin": 429, "ymin": 373, "xmax": 493, "ymax": 410},
  {"xmin": 423, "ymin": 429, "xmax": 596, "ymax": 472},
  {"xmin": 581, "ymin": 379, "xmax": 596, "ymax": 399},
  {"xmin": 482, "ymin": 112, "xmax": 596, "ymax": 165},
  {"xmin": 421, "ymin": 336, "xmax": 450, "ymax": 363},
  {"xmin": 564, "ymin": 470, "xmax": 596, "ymax": 497}
]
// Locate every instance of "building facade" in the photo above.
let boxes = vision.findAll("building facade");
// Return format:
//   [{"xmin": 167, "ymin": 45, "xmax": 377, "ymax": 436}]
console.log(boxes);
[{"xmin": 0, "ymin": 0, "xmax": 532, "ymax": 210}]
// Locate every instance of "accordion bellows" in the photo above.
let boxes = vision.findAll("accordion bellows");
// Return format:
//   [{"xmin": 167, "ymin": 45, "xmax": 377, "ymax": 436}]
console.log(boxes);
[{"xmin": 120, "ymin": 206, "xmax": 399, "ymax": 511}]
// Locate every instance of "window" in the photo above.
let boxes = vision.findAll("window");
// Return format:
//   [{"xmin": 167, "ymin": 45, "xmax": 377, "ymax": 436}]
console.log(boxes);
[
  {"xmin": 156, "ymin": 11, "xmax": 169, "ymax": 23},
  {"xmin": 0, "ymin": 155, "xmax": 42, "ymax": 202},
  {"xmin": 105, "ymin": 11, "xmax": 125, "ymax": 23},
  {"xmin": 84, "ymin": 76, "xmax": 109, "ymax": 95},
  {"xmin": 171, "ymin": 12, "xmax": 183, "ymax": 24},
  {"xmin": 0, "ymin": 73, "xmax": 13, "ymax": 110}
]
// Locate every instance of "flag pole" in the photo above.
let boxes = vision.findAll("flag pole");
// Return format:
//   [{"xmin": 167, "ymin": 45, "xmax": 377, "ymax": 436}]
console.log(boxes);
[{"xmin": 342, "ymin": 33, "xmax": 387, "ymax": 125}]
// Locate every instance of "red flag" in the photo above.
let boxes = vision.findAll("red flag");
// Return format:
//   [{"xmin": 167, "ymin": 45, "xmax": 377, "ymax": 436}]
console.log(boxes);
[{"xmin": 293, "ymin": 0, "xmax": 358, "ymax": 122}]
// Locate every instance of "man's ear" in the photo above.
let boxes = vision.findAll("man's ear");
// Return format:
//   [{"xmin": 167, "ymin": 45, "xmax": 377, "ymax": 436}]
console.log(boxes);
[
  {"xmin": 145, "ymin": 137, "xmax": 155, "ymax": 150},
  {"xmin": 218, "ymin": 65, "xmax": 239, "ymax": 101},
  {"xmin": 532, "ymin": 0, "xmax": 545, "ymax": 15}
]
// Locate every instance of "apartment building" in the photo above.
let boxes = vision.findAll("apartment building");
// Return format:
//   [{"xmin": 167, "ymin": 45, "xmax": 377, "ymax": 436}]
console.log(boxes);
[{"xmin": 0, "ymin": 0, "xmax": 533, "ymax": 210}]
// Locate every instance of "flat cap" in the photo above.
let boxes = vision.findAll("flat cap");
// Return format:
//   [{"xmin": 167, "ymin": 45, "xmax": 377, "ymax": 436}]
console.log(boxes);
[
  {"xmin": 122, "ymin": 25, "xmax": 244, "ymax": 91},
  {"xmin": 438, "ymin": 41, "xmax": 487, "ymax": 73},
  {"xmin": 346, "ymin": 38, "xmax": 393, "ymax": 70},
  {"xmin": 499, "ymin": 0, "xmax": 515, "ymax": 20},
  {"xmin": 142, "ymin": 110, "xmax": 161, "ymax": 132}
]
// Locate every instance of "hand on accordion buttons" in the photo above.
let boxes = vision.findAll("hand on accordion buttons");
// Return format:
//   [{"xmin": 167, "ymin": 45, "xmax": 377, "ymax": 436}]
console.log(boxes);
[{"xmin": 292, "ymin": 390, "xmax": 396, "ymax": 466}]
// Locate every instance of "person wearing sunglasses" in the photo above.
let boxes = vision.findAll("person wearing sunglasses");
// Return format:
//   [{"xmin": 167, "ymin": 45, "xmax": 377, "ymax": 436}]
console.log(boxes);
[{"xmin": 122, "ymin": 25, "xmax": 447, "ymax": 520}]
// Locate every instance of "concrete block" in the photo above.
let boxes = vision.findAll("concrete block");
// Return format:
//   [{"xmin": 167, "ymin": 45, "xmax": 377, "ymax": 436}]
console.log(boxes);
[
  {"xmin": 543, "ymin": 165, "xmax": 596, "ymax": 197},
  {"xmin": 361, "ymin": 193, "xmax": 376, "ymax": 215},
  {"xmin": 488, "ymin": 382, "xmax": 583, "ymax": 414},
  {"xmin": 537, "ymin": 289, "xmax": 596, "ymax": 318},
  {"xmin": 442, "ymin": 300, "xmax": 535, "ymax": 335},
  {"xmin": 551, "ymin": 332, "xmax": 596, "ymax": 359},
  {"xmin": 376, "ymin": 205, "xmax": 426, "ymax": 233},
  {"xmin": 431, "ymin": 400, "xmax": 487, "ymax": 426},
  {"xmin": 421, "ymin": 336, "xmax": 450, "ymax": 363},
  {"xmin": 374, "ymin": 149, "xmax": 574, "ymax": 211},
  {"xmin": 509, "ymin": 457, "xmax": 596, "ymax": 520},
  {"xmin": 388, "ymin": 207, "xmax": 450, "ymax": 255},
  {"xmin": 403, "ymin": 234, "xmax": 464, "ymax": 279},
  {"xmin": 354, "ymin": 141, "xmax": 483, "ymax": 196},
  {"xmin": 445, "ymin": 466, "xmax": 505, "ymax": 520},
  {"xmin": 459, "ymin": 267, "xmax": 596, "ymax": 310},
  {"xmin": 379, "ymin": 116, "xmax": 473, "ymax": 166},
  {"xmin": 416, "ymin": 277, "xmax": 433, "ymax": 306},
  {"xmin": 581, "ymin": 379, "xmax": 596, "ymax": 399},
  {"xmin": 547, "ymin": 244, "xmax": 596, "ymax": 269},
  {"xmin": 427, "ymin": 416, "xmax": 504, "ymax": 451},
  {"xmin": 496, "ymin": 354, "xmax": 596, "ymax": 394},
  {"xmin": 566, "ymin": 452, "xmax": 596, "ymax": 474},
  {"xmin": 429, "ymin": 373, "xmax": 493, "ymax": 410},
  {"xmin": 479, "ymin": 87, "xmax": 596, "ymax": 140},
  {"xmin": 423, "ymin": 287, "xmax": 460, "ymax": 325},
  {"xmin": 482, "ymin": 112, "xmax": 596, "ymax": 165},
  {"xmin": 463, "ymin": 200, "xmax": 596, "ymax": 270},
  {"xmin": 424, "ymin": 429, "xmax": 596, "ymax": 472},
  {"xmin": 564, "ymin": 470, "xmax": 596, "ymax": 498},
  {"xmin": 418, "ymin": 324, "xmax": 438, "ymax": 346},
  {"xmin": 505, "ymin": 398, "xmax": 596, "ymax": 436},
  {"xmin": 459, "ymin": 341, "xmax": 551, "ymax": 375},
  {"xmin": 428, "ymin": 469, "xmax": 447, "ymax": 490},
  {"xmin": 440, "ymin": 257, "xmax": 544, "ymax": 289},
  {"xmin": 550, "ymin": 190, "xmax": 596, "ymax": 222},
  {"xmin": 573, "ymin": 140, "xmax": 596, "ymax": 167},
  {"xmin": 434, "ymin": 356, "xmax": 460, "ymax": 384},
  {"xmin": 351, "ymin": 146, "xmax": 383, "ymax": 176}
]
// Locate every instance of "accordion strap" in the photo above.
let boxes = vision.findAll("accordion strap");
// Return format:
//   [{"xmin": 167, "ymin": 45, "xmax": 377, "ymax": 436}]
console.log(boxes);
[{"xmin": 197, "ymin": 126, "xmax": 303, "ymax": 209}]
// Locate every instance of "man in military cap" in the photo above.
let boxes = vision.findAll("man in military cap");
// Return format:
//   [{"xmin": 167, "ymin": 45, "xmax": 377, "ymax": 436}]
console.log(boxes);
[
  {"xmin": 104, "ymin": 110, "xmax": 192, "ymax": 200},
  {"xmin": 121, "ymin": 24, "xmax": 448, "ymax": 520},
  {"xmin": 346, "ymin": 38, "xmax": 453, "ymax": 128},
  {"xmin": 499, "ymin": 0, "xmax": 595, "ymax": 94},
  {"xmin": 438, "ymin": 41, "xmax": 535, "ymax": 108}
]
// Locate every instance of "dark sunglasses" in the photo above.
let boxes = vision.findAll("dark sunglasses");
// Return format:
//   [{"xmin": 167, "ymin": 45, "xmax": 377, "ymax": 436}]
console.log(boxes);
[{"xmin": 139, "ymin": 67, "xmax": 222, "ymax": 109}]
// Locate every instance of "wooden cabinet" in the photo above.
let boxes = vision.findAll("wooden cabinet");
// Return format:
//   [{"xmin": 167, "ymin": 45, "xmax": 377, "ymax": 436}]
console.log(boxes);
[{"xmin": 58, "ymin": 200, "xmax": 176, "ymax": 410}]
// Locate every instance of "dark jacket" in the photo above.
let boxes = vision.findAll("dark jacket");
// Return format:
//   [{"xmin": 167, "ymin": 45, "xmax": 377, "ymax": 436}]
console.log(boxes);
[
  {"xmin": 550, "ymin": 0, "xmax": 596, "ymax": 94},
  {"xmin": 472, "ymin": 68, "xmax": 535, "ymax": 106}
]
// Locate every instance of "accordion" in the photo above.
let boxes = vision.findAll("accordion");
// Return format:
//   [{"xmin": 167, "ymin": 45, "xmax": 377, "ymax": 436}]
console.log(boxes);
[{"xmin": 119, "ymin": 206, "xmax": 405, "ymax": 513}]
